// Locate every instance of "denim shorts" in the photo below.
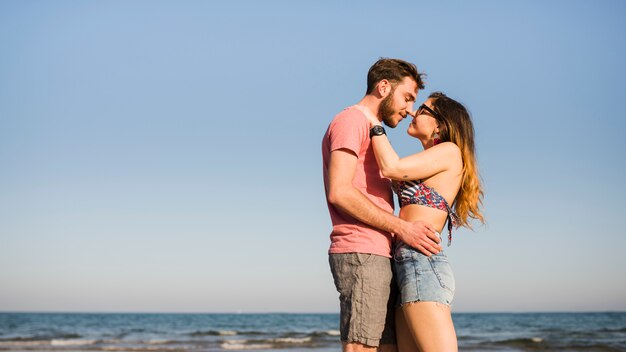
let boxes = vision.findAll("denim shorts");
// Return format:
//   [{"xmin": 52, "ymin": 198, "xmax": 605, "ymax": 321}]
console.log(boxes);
[
  {"xmin": 393, "ymin": 237, "xmax": 455, "ymax": 306},
  {"xmin": 329, "ymin": 253, "xmax": 397, "ymax": 347}
]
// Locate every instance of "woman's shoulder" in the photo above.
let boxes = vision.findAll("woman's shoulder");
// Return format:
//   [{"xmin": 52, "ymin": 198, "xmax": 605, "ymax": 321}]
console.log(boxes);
[
  {"xmin": 429, "ymin": 142, "xmax": 463, "ymax": 175},
  {"xmin": 432, "ymin": 142, "xmax": 461, "ymax": 159}
]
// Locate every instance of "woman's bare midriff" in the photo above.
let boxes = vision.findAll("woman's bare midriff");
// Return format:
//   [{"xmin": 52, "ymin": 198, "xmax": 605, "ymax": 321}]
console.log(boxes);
[{"xmin": 399, "ymin": 204, "xmax": 449, "ymax": 235}]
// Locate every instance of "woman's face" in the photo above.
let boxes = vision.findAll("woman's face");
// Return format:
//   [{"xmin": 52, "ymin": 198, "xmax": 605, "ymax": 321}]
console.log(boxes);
[{"xmin": 407, "ymin": 98, "xmax": 439, "ymax": 141}]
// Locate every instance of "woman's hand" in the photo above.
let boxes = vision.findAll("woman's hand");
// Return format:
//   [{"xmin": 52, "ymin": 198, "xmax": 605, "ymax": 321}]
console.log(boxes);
[{"xmin": 354, "ymin": 105, "xmax": 381, "ymax": 127}]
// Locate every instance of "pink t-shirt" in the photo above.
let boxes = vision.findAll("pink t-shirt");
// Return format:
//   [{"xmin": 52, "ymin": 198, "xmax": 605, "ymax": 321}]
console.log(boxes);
[{"xmin": 322, "ymin": 106, "xmax": 394, "ymax": 258}]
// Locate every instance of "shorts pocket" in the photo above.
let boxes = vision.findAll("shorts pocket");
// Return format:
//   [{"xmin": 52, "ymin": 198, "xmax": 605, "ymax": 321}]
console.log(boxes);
[
  {"xmin": 355, "ymin": 253, "xmax": 373, "ymax": 265},
  {"xmin": 428, "ymin": 253, "xmax": 455, "ymax": 294}
]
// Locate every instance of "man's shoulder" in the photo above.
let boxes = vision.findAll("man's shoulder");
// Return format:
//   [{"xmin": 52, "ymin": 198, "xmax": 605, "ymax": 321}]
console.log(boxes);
[
  {"xmin": 323, "ymin": 106, "xmax": 370, "ymax": 154},
  {"xmin": 335, "ymin": 105, "xmax": 365, "ymax": 118},
  {"xmin": 331, "ymin": 106, "xmax": 367, "ymax": 126}
]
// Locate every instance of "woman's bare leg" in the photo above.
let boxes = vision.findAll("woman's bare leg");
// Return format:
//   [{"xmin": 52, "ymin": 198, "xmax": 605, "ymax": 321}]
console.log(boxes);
[
  {"xmin": 401, "ymin": 302, "xmax": 457, "ymax": 352},
  {"xmin": 395, "ymin": 307, "xmax": 418, "ymax": 352}
]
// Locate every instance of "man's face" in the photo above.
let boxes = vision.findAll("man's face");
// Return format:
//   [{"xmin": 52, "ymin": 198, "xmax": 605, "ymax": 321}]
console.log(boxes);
[{"xmin": 379, "ymin": 77, "xmax": 418, "ymax": 128}]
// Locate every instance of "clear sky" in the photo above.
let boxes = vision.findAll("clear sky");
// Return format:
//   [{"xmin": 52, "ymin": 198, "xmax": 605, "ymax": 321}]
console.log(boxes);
[{"xmin": 1, "ymin": 0, "xmax": 625, "ymax": 313}]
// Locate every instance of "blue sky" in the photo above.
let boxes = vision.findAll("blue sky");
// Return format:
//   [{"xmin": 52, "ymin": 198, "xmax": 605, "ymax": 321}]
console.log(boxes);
[{"xmin": 1, "ymin": 0, "xmax": 625, "ymax": 313}]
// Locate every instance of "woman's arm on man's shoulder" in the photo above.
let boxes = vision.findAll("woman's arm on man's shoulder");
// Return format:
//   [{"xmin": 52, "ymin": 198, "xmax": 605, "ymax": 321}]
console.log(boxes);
[{"xmin": 371, "ymin": 139, "xmax": 461, "ymax": 181}]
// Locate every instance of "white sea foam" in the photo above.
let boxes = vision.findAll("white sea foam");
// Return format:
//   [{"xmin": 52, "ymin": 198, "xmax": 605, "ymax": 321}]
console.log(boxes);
[
  {"xmin": 273, "ymin": 337, "xmax": 311, "ymax": 344},
  {"xmin": 326, "ymin": 330, "xmax": 340, "ymax": 336},
  {"xmin": 51, "ymin": 339, "xmax": 97, "ymax": 346},
  {"xmin": 146, "ymin": 339, "xmax": 170, "ymax": 344},
  {"xmin": 0, "ymin": 340, "xmax": 49, "ymax": 346},
  {"xmin": 101, "ymin": 339, "xmax": 125, "ymax": 344},
  {"xmin": 218, "ymin": 330, "xmax": 237, "ymax": 336},
  {"xmin": 220, "ymin": 340, "xmax": 272, "ymax": 350},
  {"xmin": 223, "ymin": 339, "xmax": 247, "ymax": 344},
  {"xmin": 102, "ymin": 347, "xmax": 136, "ymax": 351},
  {"xmin": 101, "ymin": 346, "xmax": 180, "ymax": 351},
  {"xmin": 531, "ymin": 337, "xmax": 543, "ymax": 343}
]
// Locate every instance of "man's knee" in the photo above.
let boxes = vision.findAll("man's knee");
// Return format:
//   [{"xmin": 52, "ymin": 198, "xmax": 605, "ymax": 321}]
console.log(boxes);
[{"xmin": 343, "ymin": 342, "xmax": 378, "ymax": 352}]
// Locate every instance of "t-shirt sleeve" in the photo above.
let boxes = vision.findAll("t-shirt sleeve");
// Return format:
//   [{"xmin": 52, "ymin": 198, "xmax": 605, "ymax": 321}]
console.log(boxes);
[{"xmin": 327, "ymin": 109, "xmax": 368, "ymax": 158}]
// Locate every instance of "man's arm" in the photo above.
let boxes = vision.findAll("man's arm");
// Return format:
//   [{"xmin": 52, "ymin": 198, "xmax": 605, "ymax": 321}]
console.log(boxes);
[{"xmin": 326, "ymin": 148, "xmax": 442, "ymax": 256}]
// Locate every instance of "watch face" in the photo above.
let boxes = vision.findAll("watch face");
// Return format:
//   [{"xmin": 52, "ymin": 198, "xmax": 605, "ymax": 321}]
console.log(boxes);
[{"xmin": 370, "ymin": 125, "xmax": 386, "ymax": 137}]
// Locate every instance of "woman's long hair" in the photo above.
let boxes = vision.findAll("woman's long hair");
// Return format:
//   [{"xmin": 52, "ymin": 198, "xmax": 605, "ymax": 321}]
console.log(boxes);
[{"xmin": 430, "ymin": 92, "xmax": 484, "ymax": 227}]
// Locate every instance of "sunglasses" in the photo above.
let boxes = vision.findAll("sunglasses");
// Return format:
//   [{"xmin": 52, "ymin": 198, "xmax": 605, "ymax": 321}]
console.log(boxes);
[{"xmin": 416, "ymin": 104, "xmax": 443, "ymax": 121}]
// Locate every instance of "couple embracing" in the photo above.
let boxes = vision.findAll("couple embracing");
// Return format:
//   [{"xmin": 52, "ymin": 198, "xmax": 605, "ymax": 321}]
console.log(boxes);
[{"xmin": 322, "ymin": 58, "xmax": 484, "ymax": 352}]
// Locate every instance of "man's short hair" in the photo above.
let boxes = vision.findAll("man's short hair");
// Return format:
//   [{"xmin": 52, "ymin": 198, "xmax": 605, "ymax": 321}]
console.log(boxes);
[{"xmin": 366, "ymin": 58, "xmax": 425, "ymax": 94}]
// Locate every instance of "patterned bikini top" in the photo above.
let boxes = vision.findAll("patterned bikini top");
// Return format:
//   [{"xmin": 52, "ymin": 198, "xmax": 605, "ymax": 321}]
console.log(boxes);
[{"xmin": 392, "ymin": 180, "xmax": 460, "ymax": 246}]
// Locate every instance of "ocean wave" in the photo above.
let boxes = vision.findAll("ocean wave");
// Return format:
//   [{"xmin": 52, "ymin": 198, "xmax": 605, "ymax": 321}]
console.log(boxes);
[
  {"xmin": 0, "ymin": 338, "xmax": 97, "ymax": 347},
  {"xmin": 100, "ymin": 346, "xmax": 189, "ymax": 351},
  {"xmin": 100, "ymin": 339, "xmax": 126, "ymax": 344},
  {"xmin": 597, "ymin": 327, "xmax": 626, "ymax": 333},
  {"xmin": 145, "ymin": 339, "xmax": 172, "ymax": 345},
  {"xmin": 0, "ymin": 340, "xmax": 50, "ymax": 346},
  {"xmin": 54, "ymin": 333, "xmax": 83, "ymax": 340},
  {"xmin": 490, "ymin": 337, "xmax": 545, "ymax": 348},
  {"xmin": 189, "ymin": 330, "xmax": 239, "ymax": 336},
  {"xmin": 101, "ymin": 339, "xmax": 187, "ymax": 346},
  {"xmin": 272, "ymin": 337, "xmax": 312, "ymax": 344},
  {"xmin": 218, "ymin": 336, "xmax": 317, "ymax": 350},
  {"xmin": 51, "ymin": 339, "xmax": 98, "ymax": 346},
  {"xmin": 0, "ymin": 333, "xmax": 82, "ymax": 342},
  {"xmin": 325, "ymin": 330, "xmax": 340, "ymax": 336},
  {"xmin": 189, "ymin": 328, "xmax": 338, "ymax": 339},
  {"xmin": 220, "ymin": 340, "xmax": 272, "ymax": 350},
  {"xmin": 311, "ymin": 330, "xmax": 340, "ymax": 337},
  {"xmin": 112, "ymin": 329, "xmax": 149, "ymax": 339}
]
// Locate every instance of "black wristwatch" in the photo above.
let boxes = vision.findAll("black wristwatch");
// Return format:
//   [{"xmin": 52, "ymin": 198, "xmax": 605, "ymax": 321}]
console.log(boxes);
[{"xmin": 369, "ymin": 125, "xmax": 386, "ymax": 138}]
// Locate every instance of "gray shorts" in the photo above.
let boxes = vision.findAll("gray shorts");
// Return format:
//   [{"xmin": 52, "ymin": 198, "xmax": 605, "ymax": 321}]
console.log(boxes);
[{"xmin": 329, "ymin": 253, "xmax": 397, "ymax": 347}]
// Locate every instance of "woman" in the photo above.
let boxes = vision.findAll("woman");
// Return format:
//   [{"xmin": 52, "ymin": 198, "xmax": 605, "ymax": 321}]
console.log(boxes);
[{"xmin": 357, "ymin": 92, "xmax": 484, "ymax": 351}]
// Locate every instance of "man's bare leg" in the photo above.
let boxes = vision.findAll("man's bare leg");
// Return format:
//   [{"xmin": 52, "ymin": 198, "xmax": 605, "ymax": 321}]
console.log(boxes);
[
  {"xmin": 378, "ymin": 343, "xmax": 398, "ymax": 352},
  {"xmin": 342, "ymin": 342, "xmax": 396, "ymax": 352},
  {"xmin": 342, "ymin": 342, "xmax": 376, "ymax": 352}
]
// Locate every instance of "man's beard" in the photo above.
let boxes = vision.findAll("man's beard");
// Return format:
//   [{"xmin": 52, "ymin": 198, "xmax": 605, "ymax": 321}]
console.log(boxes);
[{"xmin": 379, "ymin": 87, "xmax": 399, "ymax": 127}]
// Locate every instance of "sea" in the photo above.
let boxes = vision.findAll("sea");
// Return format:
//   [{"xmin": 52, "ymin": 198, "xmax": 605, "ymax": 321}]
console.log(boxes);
[{"xmin": 0, "ymin": 312, "xmax": 624, "ymax": 352}]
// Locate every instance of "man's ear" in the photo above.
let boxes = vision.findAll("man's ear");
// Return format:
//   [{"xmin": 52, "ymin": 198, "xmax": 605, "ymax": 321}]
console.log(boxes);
[{"xmin": 376, "ymin": 79, "xmax": 391, "ymax": 98}]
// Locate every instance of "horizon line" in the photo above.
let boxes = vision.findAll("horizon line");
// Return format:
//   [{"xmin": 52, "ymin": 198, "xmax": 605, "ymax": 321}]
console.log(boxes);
[{"xmin": 1, "ymin": 310, "xmax": 625, "ymax": 315}]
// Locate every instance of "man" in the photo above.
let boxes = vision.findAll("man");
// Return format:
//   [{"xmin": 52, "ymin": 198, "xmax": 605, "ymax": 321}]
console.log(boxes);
[{"xmin": 322, "ymin": 58, "xmax": 442, "ymax": 352}]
